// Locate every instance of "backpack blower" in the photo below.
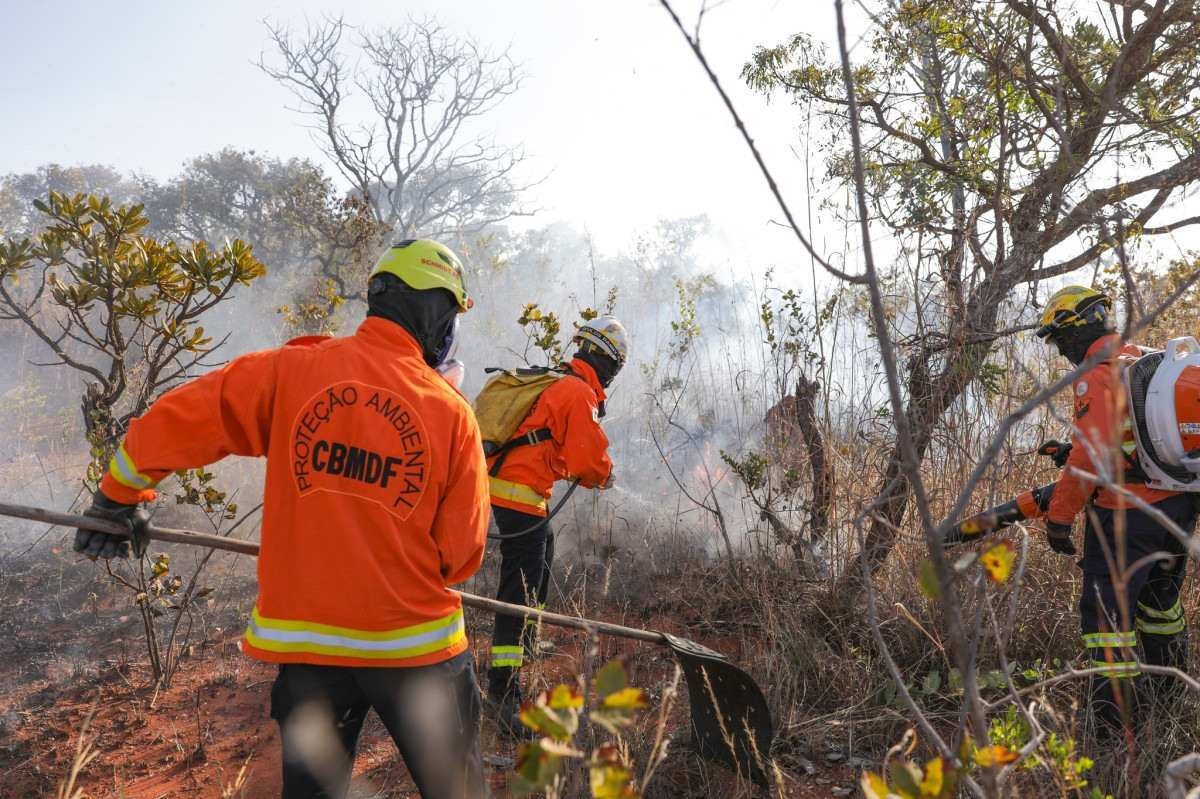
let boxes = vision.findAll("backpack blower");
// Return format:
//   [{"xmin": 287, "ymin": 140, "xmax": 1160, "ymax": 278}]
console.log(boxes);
[
  {"xmin": 472, "ymin": 365, "xmax": 589, "ymax": 539},
  {"xmin": 1125, "ymin": 336, "xmax": 1200, "ymax": 491},
  {"xmin": 946, "ymin": 335, "xmax": 1200, "ymax": 545}
]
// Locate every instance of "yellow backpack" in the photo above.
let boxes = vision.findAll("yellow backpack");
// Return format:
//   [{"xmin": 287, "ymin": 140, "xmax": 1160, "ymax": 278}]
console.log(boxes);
[{"xmin": 473, "ymin": 366, "xmax": 574, "ymax": 458}]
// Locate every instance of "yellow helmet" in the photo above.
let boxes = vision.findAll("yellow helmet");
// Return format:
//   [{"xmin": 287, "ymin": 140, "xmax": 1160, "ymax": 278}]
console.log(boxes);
[
  {"xmin": 1035, "ymin": 285, "xmax": 1111, "ymax": 340},
  {"xmin": 369, "ymin": 239, "xmax": 473, "ymax": 312}
]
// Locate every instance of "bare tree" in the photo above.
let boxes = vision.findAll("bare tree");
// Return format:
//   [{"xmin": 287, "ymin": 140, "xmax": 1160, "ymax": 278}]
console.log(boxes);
[{"xmin": 260, "ymin": 16, "xmax": 534, "ymax": 238}]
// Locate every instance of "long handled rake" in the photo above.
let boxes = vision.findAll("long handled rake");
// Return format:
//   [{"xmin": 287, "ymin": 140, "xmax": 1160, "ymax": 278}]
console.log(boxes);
[{"xmin": 0, "ymin": 501, "xmax": 775, "ymax": 784}]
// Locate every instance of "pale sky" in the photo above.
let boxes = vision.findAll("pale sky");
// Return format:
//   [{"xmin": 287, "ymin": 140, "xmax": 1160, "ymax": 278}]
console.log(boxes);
[{"xmin": 0, "ymin": 0, "xmax": 848, "ymax": 276}]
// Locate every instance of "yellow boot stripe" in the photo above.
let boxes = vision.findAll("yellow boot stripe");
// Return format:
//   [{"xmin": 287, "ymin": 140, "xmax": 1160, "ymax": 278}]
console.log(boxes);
[
  {"xmin": 491, "ymin": 645, "xmax": 524, "ymax": 667},
  {"xmin": 1138, "ymin": 601, "xmax": 1183, "ymax": 621},
  {"xmin": 1137, "ymin": 617, "xmax": 1185, "ymax": 635},
  {"xmin": 1089, "ymin": 659, "xmax": 1141, "ymax": 678},
  {"xmin": 1082, "ymin": 631, "xmax": 1137, "ymax": 649}
]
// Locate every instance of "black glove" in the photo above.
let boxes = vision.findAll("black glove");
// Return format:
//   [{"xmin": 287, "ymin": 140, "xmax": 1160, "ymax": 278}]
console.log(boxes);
[
  {"xmin": 73, "ymin": 491, "xmax": 149, "ymax": 559},
  {"xmin": 1044, "ymin": 520, "xmax": 1076, "ymax": 556},
  {"xmin": 1039, "ymin": 439, "xmax": 1073, "ymax": 469}
]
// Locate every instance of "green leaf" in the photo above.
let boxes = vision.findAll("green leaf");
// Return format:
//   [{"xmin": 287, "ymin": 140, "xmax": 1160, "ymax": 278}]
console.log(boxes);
[
  {"xmin": 889, "ymin": 759, "xmax": 922, "ymax": 798},
  {"xmin": 511, "ymin": 739, "xmax": 569, "ymax": 797},
  {"xmin": 918, "ymin": 559, "xmax": 941, "ymax": 600},
  {"xmin": 595, "ymin": 660, "xmax": 629, "ymax": 700}
]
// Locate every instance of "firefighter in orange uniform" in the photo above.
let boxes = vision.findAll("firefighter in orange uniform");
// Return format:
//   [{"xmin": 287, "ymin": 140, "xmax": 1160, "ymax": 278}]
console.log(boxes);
[
  {"xmin": 1037, "ymin": 286, "xmax": 1195, "ymax": 733},
  {"xmin": 73, "ymin": 240, "xmax": 491, "ymax": 798},
  {"xmin": 485, "ymin": 316, "xmax": 628, "ymax": 735}
]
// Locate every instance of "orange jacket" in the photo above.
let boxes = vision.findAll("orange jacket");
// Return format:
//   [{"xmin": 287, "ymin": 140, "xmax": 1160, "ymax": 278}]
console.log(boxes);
[
  {"xmin": 1046, "ymin": 334, "xmax": 1177, "ymax": 524},
  {"xmin": 487, "ymin": 358, "xmax": 613, "ymax": 516},
  {"xmin": 100, "ymin": 318, "xmax": 490, "ymax": 668}
]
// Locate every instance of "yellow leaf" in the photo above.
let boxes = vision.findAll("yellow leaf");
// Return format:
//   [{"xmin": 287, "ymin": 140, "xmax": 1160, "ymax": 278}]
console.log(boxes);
[
  {"xmin": 590, "ymin": 764, "xmax": 636, "ymax": 798},
  {"xmin": 520, "ymin": 686, "xmax": 582, "ymax": 742},
  {"xmin": 980, "ymin": 541, "xmax": 1015, "ymax": 584},
  {"xmin": 549, "ymin": 684, "xmax": 584, "ymax": 710},
  {"xmin": 590, "ymin": 744, "xmax": 638, "ymax": 799},
  {"xmin": 918, "ymin": 757, "xmax": 943, "ymax": 796},
  {"xmin": 861, "ymin": 771, "xmax": 892, "ymax": 799},
  {"xmin": 603, "ymin": 687, "xmax": 648, "ymax": 710},
  {"xmin": 974, "ymin": 744, "xmax": 1018, "ymax": 767}
]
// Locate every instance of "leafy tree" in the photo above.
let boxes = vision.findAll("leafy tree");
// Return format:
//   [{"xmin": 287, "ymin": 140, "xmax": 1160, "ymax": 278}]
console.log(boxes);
[
  {"xmin": 744, "ymin": 0, "xmax": 1200, "ymax": 579},
  {"xmin": 0, "ymin": 164, "xmax": 135, "ymax": 235},
  {"xmin": 511, "ymin": 659, "xmax": 655, "ymax": 798},
  {"xmin": 260, "ymin": 16, "xmax": 534, "ymax": 238},
  {"xmin": 140, "ymin": 148, "xmax": 389, "ymax": 311},
  {"xmin": 0, "ymin": 192, "xmax": 265, "ymax": 482},
  {"xmin": 0, "ymin": 191, "xmax": 265, "ymax": 684}
]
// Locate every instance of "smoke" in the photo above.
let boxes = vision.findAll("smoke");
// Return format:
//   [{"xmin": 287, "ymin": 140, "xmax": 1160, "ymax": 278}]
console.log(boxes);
[{"xmin": 0, "ymin": 160, "xmax": 801, "ymax": 566}]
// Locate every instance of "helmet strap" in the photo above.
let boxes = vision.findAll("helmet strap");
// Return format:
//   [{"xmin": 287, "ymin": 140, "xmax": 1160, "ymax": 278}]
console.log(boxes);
[
  {"xmin": 366, "ymin": 273, "xmax": 460, "ymax": 367},
  {"xmin": 1052, "ymin": 322, "xmax": 1107, "ymax": 366},
  {"xmin": 575, "ymin": 345, "xmax": 621, "ymax": 388}
]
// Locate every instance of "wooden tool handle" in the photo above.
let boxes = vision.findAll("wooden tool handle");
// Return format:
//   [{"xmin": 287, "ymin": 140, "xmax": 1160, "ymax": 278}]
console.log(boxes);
[{"xmin": 0, "ymin": 501, "xmax": 666, "ymax": 645}]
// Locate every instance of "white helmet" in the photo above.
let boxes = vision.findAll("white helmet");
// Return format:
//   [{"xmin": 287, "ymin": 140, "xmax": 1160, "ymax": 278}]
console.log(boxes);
[{"xmin": 573, "ymin": 315, "xmax": 629, "ymax": 366}]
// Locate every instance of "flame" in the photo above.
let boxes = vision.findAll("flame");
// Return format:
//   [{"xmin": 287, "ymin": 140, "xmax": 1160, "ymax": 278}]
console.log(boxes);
[{"xmin": 691, "ymin": 440, "xmax": 728, "ymax": 485}]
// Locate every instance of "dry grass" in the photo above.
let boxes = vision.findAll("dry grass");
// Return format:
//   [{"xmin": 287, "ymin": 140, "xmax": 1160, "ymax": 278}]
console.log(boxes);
[{"xmin": 55, "ymin": 711, "xmax": 99, "ymax": 799}]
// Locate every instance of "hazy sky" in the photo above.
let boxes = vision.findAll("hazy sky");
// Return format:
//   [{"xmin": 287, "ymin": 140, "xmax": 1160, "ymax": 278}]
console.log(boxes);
[{"xmin": 0, "ymin": 0, "xmax": 849, "ymax": 277}]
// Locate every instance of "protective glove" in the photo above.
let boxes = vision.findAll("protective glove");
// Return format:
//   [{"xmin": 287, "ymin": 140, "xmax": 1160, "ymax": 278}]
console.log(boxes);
[
  {"xmin": 73, "ymin": 491, "xmax": 150, "ymax": 559},
  {"xmin": 1038, "ymin": 439, "xmax": 1073, "ymax": 469},
  {"xmin": 1044, "ymin": 520, "xmax": 1077, "ymax": 556}
]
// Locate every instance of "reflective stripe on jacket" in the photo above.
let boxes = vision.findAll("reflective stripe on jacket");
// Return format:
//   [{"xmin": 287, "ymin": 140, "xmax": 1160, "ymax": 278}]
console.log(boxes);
[
  {"xmin": 1047, "ymin": 334, "xmax": 1177, "ymax": 524},
  {"xmin": 487, "ymin": 358, "xmax": 612, "ymax": 516},
  {"xmin": 99, "ymin": 318, "xmax": 490, "ymax": 667}
]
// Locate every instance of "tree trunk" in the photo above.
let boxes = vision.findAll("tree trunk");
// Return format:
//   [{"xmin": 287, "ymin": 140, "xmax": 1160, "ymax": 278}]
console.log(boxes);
[
  {"xmin": 793, "ymin": 375, "xmax": 832, "ymax": 548},
  {"xmin": 839, "ymin": 293, "xmax": 1003, "ymax": 589}
]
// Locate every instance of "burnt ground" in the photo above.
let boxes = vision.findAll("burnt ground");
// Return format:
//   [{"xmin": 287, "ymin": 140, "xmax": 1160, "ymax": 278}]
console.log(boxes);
[{"xmin": 0, "ymin": 539, "xmax": 863, "ymax": 798}]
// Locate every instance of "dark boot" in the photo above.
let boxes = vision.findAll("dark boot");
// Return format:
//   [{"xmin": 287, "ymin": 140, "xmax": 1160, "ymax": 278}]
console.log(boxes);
[
  {"xmin": 486, "ymin": 667, "xmax": 532, "ymax": 741},
  {"xmin": 1088, "ymin": 673, "xmax": 1140, "ymax": 744}
]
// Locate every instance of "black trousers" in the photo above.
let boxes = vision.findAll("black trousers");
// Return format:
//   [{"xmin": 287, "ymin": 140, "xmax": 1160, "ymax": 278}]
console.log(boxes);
[
  {"xmin": 269, "ymin": 651, "xmax": 485, "ymax": 798},
  {"xmin": 488, "ymin": 505, "xmax": 554, "ymax": 698},
  {"xmin": 1080, "ymin": 494, "xmax": 1195, "ymax": 729}
]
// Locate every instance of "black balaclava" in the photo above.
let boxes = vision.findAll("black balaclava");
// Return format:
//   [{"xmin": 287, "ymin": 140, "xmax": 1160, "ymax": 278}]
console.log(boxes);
[
  {"xmin": 1053, "ymin": 322, "xmax": 1108, "ymax": 366},
  {"xmin": 366, "ymin": 273, "xmax": 459, "ymax": 367},
  {"xmin": 574, "ymin": 342, "xmax": 621, "ymax": 388}
]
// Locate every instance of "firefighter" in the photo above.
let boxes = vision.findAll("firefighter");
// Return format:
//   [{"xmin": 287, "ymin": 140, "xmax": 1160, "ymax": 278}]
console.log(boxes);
[
  {"xmin": 1036, "ymin": 285, "xmax": 1195, "ymax": 733},
  {"xmin": 485, "ymin": 316, "xmax": 627, "ymax": 735},
  {"xmin": 73, "ymin": 239, "xmax": 491, "ymax": 798}
]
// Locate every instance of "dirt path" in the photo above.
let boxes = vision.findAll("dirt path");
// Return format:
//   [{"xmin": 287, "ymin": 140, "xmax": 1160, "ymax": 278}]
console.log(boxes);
[{"xmin": 0, "ymin": 554, "xmax": 858, "ymax": 797}]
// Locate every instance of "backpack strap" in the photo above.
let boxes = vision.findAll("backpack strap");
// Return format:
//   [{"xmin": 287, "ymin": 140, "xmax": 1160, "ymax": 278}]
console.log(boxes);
[{"xmin": 488, "ymin": 427, "xmax": 554, "ymax": 476}]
